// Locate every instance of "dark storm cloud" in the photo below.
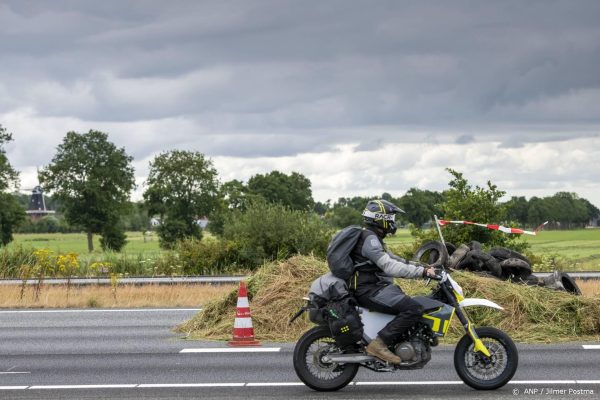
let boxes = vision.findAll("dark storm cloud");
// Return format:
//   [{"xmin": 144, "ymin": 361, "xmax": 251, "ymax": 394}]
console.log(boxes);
[
  {"xmin": 1, "ymin": 0, "xmax": 600, "ymax": 160},
  {"xmin": 455, "ymin": 135, "xmax": 475, "ymax": 145}
]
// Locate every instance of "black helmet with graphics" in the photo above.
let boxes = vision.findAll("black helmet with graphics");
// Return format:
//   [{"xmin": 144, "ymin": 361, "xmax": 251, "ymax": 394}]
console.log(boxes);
[{"xmin": 362, "ymin": 199, "xmax": 405, "ymax": 235}]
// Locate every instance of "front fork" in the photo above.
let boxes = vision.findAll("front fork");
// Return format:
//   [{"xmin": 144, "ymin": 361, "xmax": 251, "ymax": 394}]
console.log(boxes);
[{"xmin": 440, "ymin": 285, "xmax": 491, "ymax": 358}]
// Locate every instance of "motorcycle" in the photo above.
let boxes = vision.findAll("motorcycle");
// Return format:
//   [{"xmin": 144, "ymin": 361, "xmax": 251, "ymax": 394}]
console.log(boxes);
[{"xmin": 290, "ymin": 269, "xmax": 518, "ymax": 391}]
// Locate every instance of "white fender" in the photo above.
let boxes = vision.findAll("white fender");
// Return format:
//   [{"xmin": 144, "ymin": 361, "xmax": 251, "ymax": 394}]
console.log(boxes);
[
  {"xmin": 459, "ymin": 298, "xmax": 504, "ymax": 310},
  {"xmin": 358, "ymin": 307, "xmax": 394, "ymax": 340}
]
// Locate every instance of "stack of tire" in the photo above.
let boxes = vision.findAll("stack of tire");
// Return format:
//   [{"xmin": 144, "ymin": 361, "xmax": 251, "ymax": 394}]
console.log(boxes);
[{"xmin": 413, "ymin": 241, "xmax": 581, "ymax": 296}]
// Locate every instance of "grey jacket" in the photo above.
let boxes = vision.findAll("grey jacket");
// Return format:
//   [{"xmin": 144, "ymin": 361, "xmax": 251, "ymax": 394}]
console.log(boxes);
[{"xmin": 357, "ymin": 234, "xmax": 425, "ymax": 279}]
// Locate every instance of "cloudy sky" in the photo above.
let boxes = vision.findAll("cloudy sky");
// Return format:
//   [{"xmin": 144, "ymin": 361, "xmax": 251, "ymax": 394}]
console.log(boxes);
[{"xmin": 1, "ymin": 0, "xmax": 599, "ymax": 207}]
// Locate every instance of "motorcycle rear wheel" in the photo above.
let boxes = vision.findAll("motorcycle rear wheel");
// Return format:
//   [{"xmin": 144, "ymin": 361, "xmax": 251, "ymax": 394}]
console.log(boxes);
[
  {"xmin": 293, "ymin": 325, "xmax": 358, "ymax": 391},
  {"xmin": 454, "ymin": 326, "xmax": 518, "ymax": 390}
]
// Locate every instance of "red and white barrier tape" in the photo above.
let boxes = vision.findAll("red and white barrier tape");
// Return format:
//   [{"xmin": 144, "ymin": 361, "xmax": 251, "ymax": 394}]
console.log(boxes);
[{"xmin": 437, "ymin": 219, "xmax": 548, "ymax": 236}]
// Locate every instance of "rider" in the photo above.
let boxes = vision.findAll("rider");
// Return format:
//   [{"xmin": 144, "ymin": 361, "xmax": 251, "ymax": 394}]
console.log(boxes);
[{"xmin": 350, "ymin": 199, "xmax": 436, "ymax": 364}]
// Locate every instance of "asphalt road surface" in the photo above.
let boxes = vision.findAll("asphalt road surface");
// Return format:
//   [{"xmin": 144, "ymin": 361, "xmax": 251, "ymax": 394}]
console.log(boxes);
[{"xmin": 0, "ymin": 308, "xmax": 599, "ymax": 399}]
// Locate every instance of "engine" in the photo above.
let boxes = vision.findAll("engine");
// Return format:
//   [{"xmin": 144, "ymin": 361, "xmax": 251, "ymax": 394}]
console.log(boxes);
[{"xmin": 393, "ymin": 339, "xmax": 432, "ymax": 369}]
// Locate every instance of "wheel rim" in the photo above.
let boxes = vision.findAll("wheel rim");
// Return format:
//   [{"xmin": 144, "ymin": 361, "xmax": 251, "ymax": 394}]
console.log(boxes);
[
  {"xmin": 463, "ymin": 337, "xmax": 509, "ymax": 382},
  {"xmin": 304, "ymin": 337, "xmax": 345, "ymax": 381}
]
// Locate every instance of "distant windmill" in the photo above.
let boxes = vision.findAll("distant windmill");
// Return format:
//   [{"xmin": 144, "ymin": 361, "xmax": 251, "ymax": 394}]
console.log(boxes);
[{"xmin": 23, "ymin": 168, "xmax": 56, "ymax": 221}]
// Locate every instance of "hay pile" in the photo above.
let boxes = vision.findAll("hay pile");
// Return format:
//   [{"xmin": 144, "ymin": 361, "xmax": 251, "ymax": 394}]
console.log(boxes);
[{"xmin": 177, "ymin": 255, "xmax": 600, "ymax": 343}]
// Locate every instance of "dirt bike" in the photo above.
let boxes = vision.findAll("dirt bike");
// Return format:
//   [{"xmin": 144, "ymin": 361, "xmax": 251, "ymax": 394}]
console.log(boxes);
[{"xmin": 290, "ymin": 269, "xmax": 518, "ymax": 391}]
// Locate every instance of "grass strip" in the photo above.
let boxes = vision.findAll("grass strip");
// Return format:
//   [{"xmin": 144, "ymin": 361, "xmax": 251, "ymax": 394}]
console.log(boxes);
[{"xmin": 0, "ymin": 283, "xmax": 235, "ymax": 309}]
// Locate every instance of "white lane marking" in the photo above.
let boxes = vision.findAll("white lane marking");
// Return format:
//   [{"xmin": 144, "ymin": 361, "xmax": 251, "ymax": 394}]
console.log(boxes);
[
  {"xmin": 0, "ymin": 308, "xmax": 200, "ymax": 314},
  {"xmin": 180, "ymin": 347, "xmax": 281, "ymax": 353},
  {"xmin": 29, "ymin": 384, "xmax": 137, "ymax": 389},
  {"xmin": 0, "ymin": 380, "xmax": 597, "ymax": 390},
  {"xmin": 0, "ymin": 372, "xmax": 30, "ymax": 375},
  {"xmin": 582, "ymin": 345, "xmax": 600, "ymax": 349},
  {"xmin": 355, "ymin": 381, "xmax": 463, "ymax": 386},
  {"xmin": 511, "ymin": 380, "xmax": 577, "ymax": 384},
  {"xmin": 246, "ymin": 382, "xmax": 305, "ymax": 387},
  {"xmin": 139, "ymin": 383, "xmax": 245, "ymax": 388}
]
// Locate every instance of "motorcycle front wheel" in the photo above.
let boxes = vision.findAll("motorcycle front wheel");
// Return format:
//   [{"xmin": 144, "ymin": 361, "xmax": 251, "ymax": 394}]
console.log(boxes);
[
  {"xmin": 454, "ymin": 326, "xmax": 518, "ymax": 390},
  {"xmin": 293, "ymin": 325, "xmax": 358, "ymax": 391}
]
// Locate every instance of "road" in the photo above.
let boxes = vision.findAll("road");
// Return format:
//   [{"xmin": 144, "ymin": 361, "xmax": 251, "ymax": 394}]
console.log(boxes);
[{"xmin": 0, "ymin": 309, "xmax": 598, "ymax": 399}]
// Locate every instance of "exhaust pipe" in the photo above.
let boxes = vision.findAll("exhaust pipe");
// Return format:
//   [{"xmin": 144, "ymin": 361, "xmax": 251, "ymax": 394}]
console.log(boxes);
[{"xmin": 323, "ymin": 353, "xmax": 376, "ymax": 363}]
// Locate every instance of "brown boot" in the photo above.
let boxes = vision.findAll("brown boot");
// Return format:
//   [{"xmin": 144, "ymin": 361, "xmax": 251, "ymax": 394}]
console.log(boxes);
[{"xmin": 366, "ymin": 337, "xmax": 401, "ymax": 364}]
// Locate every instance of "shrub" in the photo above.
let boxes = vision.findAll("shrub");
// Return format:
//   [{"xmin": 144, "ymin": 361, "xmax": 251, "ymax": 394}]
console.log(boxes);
[
  {"xmin": 222, "ymin": 199, "xmax": 332, "ymax": 268},
  {"xmin": 157, "ymin": 218, "xmax": 202, "ymax": 249},
  {"xmin": 100, "ymin": 224, "xmax": 128, "ymax": 252},
  {"xmin": 175, "ymin": 238, "xmax": 243, "ymax": 275},
  {"xmin": 0, "ymin": 245, "xmax": 36, "ymax": 278}
]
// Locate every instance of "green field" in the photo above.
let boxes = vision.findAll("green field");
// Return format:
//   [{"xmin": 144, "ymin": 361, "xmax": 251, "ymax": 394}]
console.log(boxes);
[
  {"xmin": 9, "ymin": 231, "xmax": 161, "ymax": 255},
  {"xmin": 523, "ymin": 229, "xmax": 600, "ymax": 270},
  {"xmin": 6, "ymin": 232, "xmax": 164, "ymax": 270}
]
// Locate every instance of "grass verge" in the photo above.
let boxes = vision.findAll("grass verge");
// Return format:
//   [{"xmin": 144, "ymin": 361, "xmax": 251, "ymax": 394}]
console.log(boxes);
[
  {"xmin": 178, "ymin": 255, "xmax": 600, "ymax": 343},
  {"xmin": 0, "ymin": 283, "xmax": 235, "ymax": 309}
]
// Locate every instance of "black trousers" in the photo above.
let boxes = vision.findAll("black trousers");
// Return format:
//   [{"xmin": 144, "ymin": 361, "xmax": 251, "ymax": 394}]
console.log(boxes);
[{"xmin": 355, "ymin": 283, "xmax": 424, "ymax": 346}]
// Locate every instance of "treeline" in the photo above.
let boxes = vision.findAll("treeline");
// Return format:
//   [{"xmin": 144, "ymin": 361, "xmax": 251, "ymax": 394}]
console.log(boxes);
[
  {"xmin": 317, "ymin": 191, "xmax": 599, "ymax": 230},
  {"xmin": 1, "ymin": 126, "xmax": 599, "ymax": 255},
  {"xmin": 505, "ymin": 193, "xmax": 599, "ymax": 229},
  {"xmin": 14, "ymin": 186, "xmax": 598, "ymax": 236}
]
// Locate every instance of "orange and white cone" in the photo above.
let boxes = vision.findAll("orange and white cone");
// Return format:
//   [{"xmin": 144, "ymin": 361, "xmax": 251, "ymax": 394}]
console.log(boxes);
[{"xmin": 227, "ymin": 281, "xmax": 261, "ymax": 347}]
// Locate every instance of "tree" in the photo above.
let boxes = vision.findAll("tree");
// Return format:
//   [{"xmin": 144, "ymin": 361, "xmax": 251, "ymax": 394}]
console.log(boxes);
[
  {"xmin": 313, "ymin": 200, "xmax": 331, "ymax": 216},
  {"xmin": 398, "ymin": 188, "xmax": 444, "ymax": 227},
  {"xmin": 207, "ymin": 179, "xmax": 252, "ymax": 236},
  {"xmin": 505, "ymin": 196, "xmax": 529, "ymax": 225},
  {"xmin": 581, "ymin": 198, "xmax": 600, "ymax": 223},
  {"xmin": 121, "ymin": 201, "xmax": 150, "ymax": 232},
  {"xmin": 247, "ymin": 171, "xmax": 314, "ymax": 210},
  {"xmin": 143, "ymin": 150, "xmax": 219, "ymax": 249},
  {"xmin": 0, "ymin": 125, "xmax": 25, "ymax": 246},
  {"xmin": 415, "ymin": 169, "xmax": 527, "ymax": 251},
  {"xmin": 0, "ymin": 193, "xmax": 25, "ymax": 246},
  {"xmin": 39, "ymin": 130, "xmax": 135, "ymax": 252},
  {"xmin": 0, "ymin": 125, "xmax": 19, "ymax": 192},
  {"xmin": 335, "ymin": 196, "xmax": 370, "ymax": 212},
  {"xmin": 326, "ymin": 206, "xmax": 362, "ymax": 228}
]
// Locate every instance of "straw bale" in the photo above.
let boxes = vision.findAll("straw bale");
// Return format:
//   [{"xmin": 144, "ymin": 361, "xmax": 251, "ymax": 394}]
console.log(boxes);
[{"xmin": 177, "ymin": 255, "xmax": 600, "ymax": 343}]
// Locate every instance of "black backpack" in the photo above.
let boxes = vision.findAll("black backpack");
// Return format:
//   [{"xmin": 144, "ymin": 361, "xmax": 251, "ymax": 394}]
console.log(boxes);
[{"xmin": 327, "ymin": 225, "xmax": 371, "ymax": 280}]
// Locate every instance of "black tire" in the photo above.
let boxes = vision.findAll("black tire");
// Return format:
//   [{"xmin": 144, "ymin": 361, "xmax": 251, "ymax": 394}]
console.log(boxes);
[
  {"xmin": 514, "ymin": 273, "xmax": 541, "ymax": 286},
  {"xmin": 467, "ymin": 241, "xmax": 482, "ymax": 251},
  {"xmin": 559, "ymin": 272, "xmax": 582, "ymax": 296},
  {"xmin": 413, "ymin": 241, "xmax": 448, "ymax": 269},
  {"xmin": 456, "ymin": 252, "xmax": 476, "ymax": 270},
  {"xmin": 448, "ymin": 244, "xmax": 470, "ymax": 269},
  {"xmin": 454, "ymin": 327, "xmax": 518, "ymax": 390},
  {"xmin": 489, "ymin": 247, "xmax": 530, "ymax": 265},
  {"xmin": 542, "ymin": 271, "xmax": 565, "ymax": 291},
  {"xmin": 293, "ymin": 326, "xmax": 358, "ymax": 391},
  {"xmin": 445, "ymin": 242, "xmax": 457, "ymax": 256},
  {"xmin": 499, "ymin": 258, "xmax": 532, "ymax": 280},
  {"xmin": 463, "ymin": 250, "xmax": 502, "ymax": 278},
  {"xmin": 469, "ymin": 250, "xmax": 502, "ymax": 278}
]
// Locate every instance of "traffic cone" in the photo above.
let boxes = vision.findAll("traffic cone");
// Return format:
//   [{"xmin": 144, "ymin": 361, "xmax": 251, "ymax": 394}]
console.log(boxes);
[{"xmin": 227, "ymin": 281, "xmax": 261, "ymax": 346}]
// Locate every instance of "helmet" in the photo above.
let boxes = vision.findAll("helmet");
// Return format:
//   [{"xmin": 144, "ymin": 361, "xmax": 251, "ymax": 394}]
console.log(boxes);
[{"xmin": 362, "ymin": 199, "xmax": 405, "ymax": 235}]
